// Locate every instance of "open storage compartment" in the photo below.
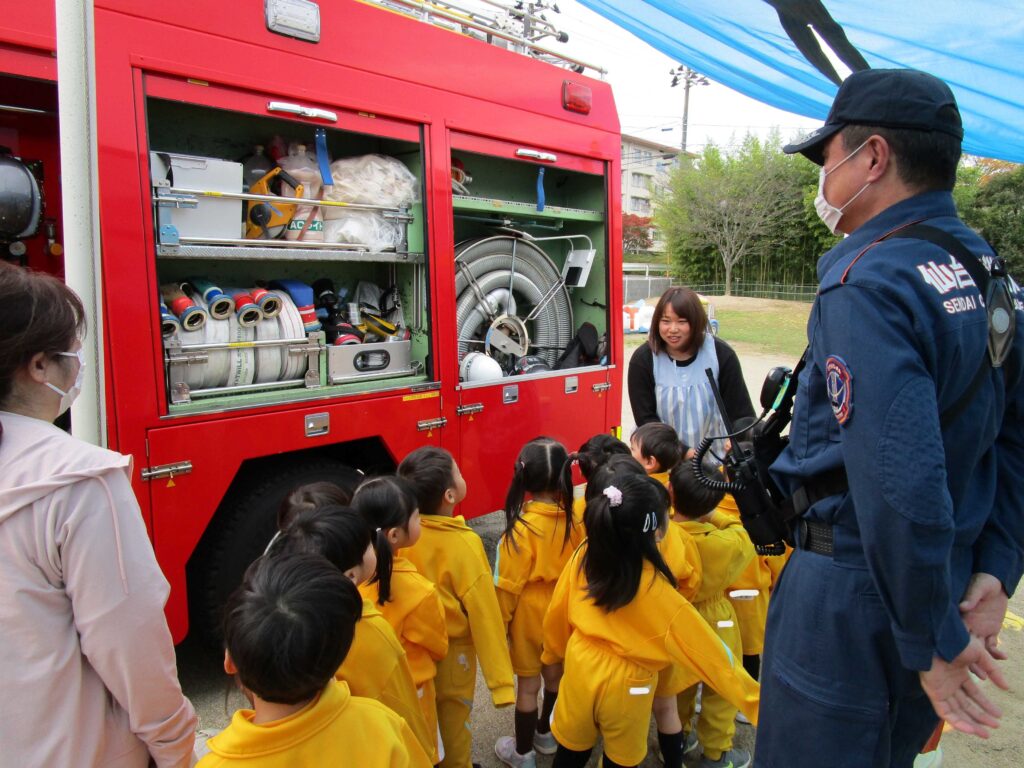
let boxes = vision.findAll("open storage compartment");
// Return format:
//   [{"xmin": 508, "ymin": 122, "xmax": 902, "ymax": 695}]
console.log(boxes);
[
  {"xmin": 449, "ymin": 142, "xmax": 609, "ymax": 383},
  {"xmin": 143, "ymin": 85, "xmax": 432, "ymax": 416}
]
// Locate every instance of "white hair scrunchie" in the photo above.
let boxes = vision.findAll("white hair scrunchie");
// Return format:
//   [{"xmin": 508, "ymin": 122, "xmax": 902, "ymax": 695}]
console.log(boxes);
[{"xmin": 603, "ymin": 485, "xmax": 623, "ymax": 507}]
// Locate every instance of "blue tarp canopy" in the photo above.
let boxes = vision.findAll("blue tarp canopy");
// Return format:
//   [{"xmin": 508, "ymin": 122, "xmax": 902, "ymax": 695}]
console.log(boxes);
[{"xmin": 578, "ymin": 0, "xmax": 1024, "ymax": 163}]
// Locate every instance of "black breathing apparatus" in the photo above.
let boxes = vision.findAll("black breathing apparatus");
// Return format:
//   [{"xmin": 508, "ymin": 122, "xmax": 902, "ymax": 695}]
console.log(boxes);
[{"xmin": 692, "ymin": 363, "xmax": 801, "ymax": 556}]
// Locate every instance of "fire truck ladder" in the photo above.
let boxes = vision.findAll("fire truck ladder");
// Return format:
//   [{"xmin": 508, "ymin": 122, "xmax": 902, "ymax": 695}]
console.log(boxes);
[{"xmin": 361, "ymin": 0, "xmax": 606, "ymax": 75}]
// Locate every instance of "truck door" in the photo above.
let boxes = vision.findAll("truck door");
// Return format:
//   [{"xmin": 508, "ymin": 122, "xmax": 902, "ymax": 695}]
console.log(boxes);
[{"xmin": 448, "ymin": 131, "xmax": 615, "ymax": 516}]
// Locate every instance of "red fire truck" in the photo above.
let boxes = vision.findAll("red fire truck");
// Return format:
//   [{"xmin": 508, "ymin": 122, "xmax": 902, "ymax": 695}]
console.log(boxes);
[{"xmin": 0, "ymin": 0, "xmax": 623, "ymax": 643}]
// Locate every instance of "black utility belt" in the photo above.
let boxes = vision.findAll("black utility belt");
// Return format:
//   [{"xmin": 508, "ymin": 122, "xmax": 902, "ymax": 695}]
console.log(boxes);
[{"xmin": 797, "ymin": 518, "xmax": 835, "ymax": 556}]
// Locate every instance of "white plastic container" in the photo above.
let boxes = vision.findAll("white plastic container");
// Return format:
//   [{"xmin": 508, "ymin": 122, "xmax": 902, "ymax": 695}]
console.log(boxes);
[{"xmin": 150, "ymin": 152, "xmax": 243, "ymax": 241}]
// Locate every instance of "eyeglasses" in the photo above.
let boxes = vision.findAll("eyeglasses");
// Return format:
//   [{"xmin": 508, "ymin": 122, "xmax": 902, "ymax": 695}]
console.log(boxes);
[{"xmin": 56, "ymin": 349, "xmax": 86, "ymax": 366}]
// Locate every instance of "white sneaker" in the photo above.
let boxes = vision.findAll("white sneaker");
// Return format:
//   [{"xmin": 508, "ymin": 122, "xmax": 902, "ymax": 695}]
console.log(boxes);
[
  {"xmin": 533, "ymin": 729, "xmax": 557, "ymax": 755},
  {"xmin": 734, "ymin": 710, "xmax": 751, "ymax": 725},
  {"xmin": 494, "ymin": 736, "xmax": 538, "ymax": 768}
]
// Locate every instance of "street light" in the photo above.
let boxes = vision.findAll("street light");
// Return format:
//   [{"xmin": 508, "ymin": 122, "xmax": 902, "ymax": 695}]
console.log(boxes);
[{"xmin": 669, "ymin": 65, "xmax": 710, "ymax": 153}]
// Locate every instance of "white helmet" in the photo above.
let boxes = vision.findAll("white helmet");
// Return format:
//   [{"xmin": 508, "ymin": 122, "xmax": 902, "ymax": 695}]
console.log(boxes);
[{"xmin": 460, "ymin": 352, "xmax": 504, "ymax": 382}]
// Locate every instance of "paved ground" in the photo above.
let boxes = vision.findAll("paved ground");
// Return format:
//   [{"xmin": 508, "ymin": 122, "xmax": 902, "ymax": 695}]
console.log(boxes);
[{"xmin": 177, "ymin": 333, "xmax": 1024, "ymax": 766}]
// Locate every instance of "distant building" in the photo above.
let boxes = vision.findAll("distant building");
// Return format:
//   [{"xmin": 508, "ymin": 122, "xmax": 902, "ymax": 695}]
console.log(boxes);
[{"xmin": 620, "ymin": 134, "xmax": 692, "ymax": 253}]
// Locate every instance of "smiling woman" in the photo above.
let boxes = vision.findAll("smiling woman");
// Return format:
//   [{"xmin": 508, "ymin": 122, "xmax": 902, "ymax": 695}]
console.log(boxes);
[{"xmin": 626, "ymin": 286, "xmax": 754, "ymax": 461}]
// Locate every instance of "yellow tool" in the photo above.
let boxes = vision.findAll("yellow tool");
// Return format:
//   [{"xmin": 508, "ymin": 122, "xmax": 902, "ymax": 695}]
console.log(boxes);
[{"xmin": 245, "ymin": 167, "xmax": 305, "ymax": 239}]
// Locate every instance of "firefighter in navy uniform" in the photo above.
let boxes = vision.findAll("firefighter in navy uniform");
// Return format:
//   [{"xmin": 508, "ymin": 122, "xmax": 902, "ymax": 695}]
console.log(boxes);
[{"xmin": 755, "ymin": 69, "xmax": 1024, "ymax": 768}]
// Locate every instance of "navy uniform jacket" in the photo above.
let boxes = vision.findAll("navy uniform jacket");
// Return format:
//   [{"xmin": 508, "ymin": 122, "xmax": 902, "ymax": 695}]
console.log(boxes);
[{"xmin": 771, "ymin": 190, "xmax": 1024, "ymax": 671}]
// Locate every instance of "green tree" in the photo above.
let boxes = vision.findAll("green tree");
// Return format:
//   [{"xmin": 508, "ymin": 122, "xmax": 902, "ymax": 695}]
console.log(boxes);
[
  {"xmin": 655, "ymin": 133, "xmax": 817, "ymax": 294},
  {"xmin": 961, "ymin": 163, "xmax": 1024, "ymax": 276}
]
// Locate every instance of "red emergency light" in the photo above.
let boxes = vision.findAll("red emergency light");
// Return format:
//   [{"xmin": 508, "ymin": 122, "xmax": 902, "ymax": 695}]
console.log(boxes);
[{"xmin": 562, "ymin": 81, "xmax": 592, "ymax": 115}]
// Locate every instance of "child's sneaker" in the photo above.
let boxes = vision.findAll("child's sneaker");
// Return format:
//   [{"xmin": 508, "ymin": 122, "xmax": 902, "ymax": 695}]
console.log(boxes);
[
  {"xmin": 700, "ymin": 747, "xmax": 751, "ymax": 768},
  {"xmin": 533, "ymin": 729, "xmax": 558, "ymax": 755},
  {"xmin": 684, "ymin": 730, "xmax": 700, "ymax": 755},
  {"xmin": 494, "ymin": 736, "xmax": 538, "ymax": 768},
  {"xmin": 734, "ymin": 710, "xmax": 751, "ymax": 725}
]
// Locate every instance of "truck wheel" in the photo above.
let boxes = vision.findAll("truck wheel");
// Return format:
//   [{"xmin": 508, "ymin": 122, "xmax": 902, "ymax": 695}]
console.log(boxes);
[{"xmin": 187, "ymin": 458, "xmax": 362, "ymax": 647}]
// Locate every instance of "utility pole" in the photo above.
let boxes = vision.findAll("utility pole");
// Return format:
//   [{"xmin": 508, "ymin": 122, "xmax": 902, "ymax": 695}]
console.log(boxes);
[{"xmin": 670, "ymin": 65, "xmax": 710, "ymax": 153}]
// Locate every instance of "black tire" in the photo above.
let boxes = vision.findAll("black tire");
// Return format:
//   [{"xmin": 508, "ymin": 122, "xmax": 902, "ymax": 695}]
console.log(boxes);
[{"xmin": 187, "ymin": 458, "xmax": 362, "ymax": 648}]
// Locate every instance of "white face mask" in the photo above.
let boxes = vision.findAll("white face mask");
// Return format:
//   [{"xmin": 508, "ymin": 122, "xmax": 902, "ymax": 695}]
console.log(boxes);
[
  {"xmin": 814, "ymin": 138, "xmax": 872, "ymax": 234},
  {"xmin": 45, "ymin": 348, "xmax": 86, "ymax": 416}
]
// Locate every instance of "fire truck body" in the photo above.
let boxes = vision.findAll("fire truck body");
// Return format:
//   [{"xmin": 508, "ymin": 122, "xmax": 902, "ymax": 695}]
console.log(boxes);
[{"xmin": 0, "ymin": 0, "xmax": 623, "ymax": 642}]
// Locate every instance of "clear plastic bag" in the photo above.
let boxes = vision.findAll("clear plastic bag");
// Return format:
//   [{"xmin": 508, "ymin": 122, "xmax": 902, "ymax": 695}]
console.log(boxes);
[
  {"xmin": 322, "ymin": 210, "xmax": 403, "ymax": 251},
  {"xmin": 322, "ymin": 154, "xmax": 419, "ymax": 207}
]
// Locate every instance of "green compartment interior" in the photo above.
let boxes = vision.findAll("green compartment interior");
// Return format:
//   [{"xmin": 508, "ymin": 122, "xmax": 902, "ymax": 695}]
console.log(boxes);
[
  {"xmin": 148, "ymin": 98, "xmax": 432, "ymax": 413},
  {"xmin": 451, "ymin": 150, "xmax": 610, "ymax": 357}
]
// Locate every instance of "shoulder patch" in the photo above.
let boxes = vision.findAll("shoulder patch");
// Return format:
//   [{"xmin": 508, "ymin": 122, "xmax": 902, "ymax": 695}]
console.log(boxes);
[{"xmin": 825, "ymin": 355, "xmax": 853, "ymax": 426}]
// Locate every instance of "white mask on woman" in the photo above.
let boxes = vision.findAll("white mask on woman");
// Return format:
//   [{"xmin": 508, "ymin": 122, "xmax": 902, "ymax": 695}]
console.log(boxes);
[
  {"xmin": 814, "ymin": 138, "xmax": 872, "ymax": 234},
  {"xmin": 45, "ymin": 349, "xmax": 86, "ymax": 416}
]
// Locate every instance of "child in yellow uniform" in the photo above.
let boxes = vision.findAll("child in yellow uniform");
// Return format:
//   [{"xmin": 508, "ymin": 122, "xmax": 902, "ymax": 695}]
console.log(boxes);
[
  {"xmin": 199, "ymin": 552, "xmax": 431, "ymax": 767},
  {"xmin": 629, "ymin": 423, "xmax": 706, "ymax": 768},
  {"xmin": 269, "ymin": 504, "xmax": 436, "ymax": 762},
  {"xmin": 671, "ymin": 462, "xmax": 756, "ymax": 768},
  {"xmin": 352, "ymin": 476, "xmax": 448, "ymax": 761},
  {"xmin": 717, "ymin": 490, "xmax": 777, "ymax": 687},
  {"xmin": 542, "ymin": 471, "xmax": 759, "ymax": 768},
  {"xmin": 399, "ymin": 446, "xmax": 515, "ymax": 768},
  {"xmin": 493, "ymin": 437, "xmax": 584, "ymax": 768}
]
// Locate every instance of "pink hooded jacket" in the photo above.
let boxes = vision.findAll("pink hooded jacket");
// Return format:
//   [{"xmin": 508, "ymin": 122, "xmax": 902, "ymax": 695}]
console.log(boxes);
[{"xmin": 0, "ymin": 411, "xmax": 197, "ymax": 767}]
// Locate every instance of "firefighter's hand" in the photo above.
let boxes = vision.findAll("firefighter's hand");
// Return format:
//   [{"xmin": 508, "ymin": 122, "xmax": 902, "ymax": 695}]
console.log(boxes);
[
  {"xmin": 919, "ymin": 637, "xmax": 1007, "ymax": 738},
  {"xmin": 959, "ymin": 573, "xmax": 1009, "ymax": 660}
]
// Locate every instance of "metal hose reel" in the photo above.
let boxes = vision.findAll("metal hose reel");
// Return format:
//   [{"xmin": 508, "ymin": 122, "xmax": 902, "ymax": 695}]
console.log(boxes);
[{"xmin": 455, "ymin": 234, "xmax": 573, "ymax": 369}]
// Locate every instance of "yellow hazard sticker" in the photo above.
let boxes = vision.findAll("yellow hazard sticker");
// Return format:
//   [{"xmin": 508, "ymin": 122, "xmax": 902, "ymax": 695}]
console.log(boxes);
[{"xmin": 403, "ymin": 391, "xmax": 440, "ymax": 402}]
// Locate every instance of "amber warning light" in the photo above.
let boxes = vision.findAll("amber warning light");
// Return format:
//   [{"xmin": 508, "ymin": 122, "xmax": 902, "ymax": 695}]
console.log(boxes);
[{"xmin": 562, "ymin": 81, "xmax": 592, "ymax": 115}]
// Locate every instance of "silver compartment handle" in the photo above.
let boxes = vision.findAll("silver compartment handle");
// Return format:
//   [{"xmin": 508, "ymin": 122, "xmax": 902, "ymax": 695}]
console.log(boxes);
[
  {"xmin": 515, "ymin": 148, "xmax": 557, "ymax": 163},
  {"xmin": 267, "ymin": 101, "xmax": 338, "ymax": 122}
]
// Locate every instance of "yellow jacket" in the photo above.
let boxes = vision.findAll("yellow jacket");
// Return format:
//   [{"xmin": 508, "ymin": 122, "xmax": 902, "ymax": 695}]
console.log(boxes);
[
  {"xmin": 716, "ymin": 494, "xmax": 776, "ymax": 654},
  {"xmin": 678, "ymin": 512, "xmax": 754, "ymax": 605},
  {"xmin": 359, "ymin": 557, "xmax": 448, "ymax": 687},
  {"xmin": 336, "ymin": 598, "xmax": 434, "ymax": 761},
  {"xmin": 659, "ymin": 521, "xmax": 702, "ymax": 602},
  {"xmin": 494, "ymin": 500, "xmax": 585, "ymax": 623},
  {"xmin": 198, "ymin": 679, "xmax": 431, "ymax": 767},
  {"xmin": 402, "ymin": 515, "xmax": 515, "ymax": 706},
  {"xmin": 541, "ymin": 547, "xmax": 759, "ymax": 724}
]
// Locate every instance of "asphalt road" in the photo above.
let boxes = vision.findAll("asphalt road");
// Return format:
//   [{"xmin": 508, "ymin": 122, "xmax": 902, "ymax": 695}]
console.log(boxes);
[{"xmin": 177, "ymin": 341, "xmax": 1023, "ymax": 766}]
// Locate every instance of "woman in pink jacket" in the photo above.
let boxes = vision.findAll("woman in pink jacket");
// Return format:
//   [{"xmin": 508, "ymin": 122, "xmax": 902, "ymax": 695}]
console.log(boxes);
[{"xmin": 0, "ymin": 262, "xmax": 197, "ymax": 767}]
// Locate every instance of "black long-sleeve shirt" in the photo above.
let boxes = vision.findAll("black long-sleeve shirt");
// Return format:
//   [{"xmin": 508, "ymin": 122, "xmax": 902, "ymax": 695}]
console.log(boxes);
[{"xmin": 627, "ymin": 337, "xmax": 755, "ymax": 453}]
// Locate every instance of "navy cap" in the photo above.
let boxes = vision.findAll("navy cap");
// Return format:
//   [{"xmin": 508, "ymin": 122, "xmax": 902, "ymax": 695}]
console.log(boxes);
[{"xmin": 784, "ymin": 69, "xmax": 963, "ymax": 165}]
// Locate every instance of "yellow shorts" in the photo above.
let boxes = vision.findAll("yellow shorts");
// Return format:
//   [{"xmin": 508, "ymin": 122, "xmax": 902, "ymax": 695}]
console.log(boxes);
[
  {"xmin": 508, "ymin": 582, "xmax": 556, "ymax": 676},
  {"xmin": 551, "ymin": 634, "xmax": 657, "ymax": 766}
]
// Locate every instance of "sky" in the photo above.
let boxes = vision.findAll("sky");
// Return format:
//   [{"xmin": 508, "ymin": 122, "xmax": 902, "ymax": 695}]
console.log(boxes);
[{"xmin": 549, "ymin": 0, "xmax": 821, "ymax": 154}]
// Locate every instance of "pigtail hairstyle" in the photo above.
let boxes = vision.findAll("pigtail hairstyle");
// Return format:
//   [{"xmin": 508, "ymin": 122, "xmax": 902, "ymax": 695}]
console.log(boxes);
[
  {"xmin": 351, "ymin": 475, "xmax": 419, "ymax": 605},
  {"xmin": 398, "ymin": 445, "xmax": 456, "ymax": 516},
  {"xmin": 669, "ymin": 459, "xmax": 725, "ymax": 520},
  {"xmin": 631, "ymin": 422, "xmax": 684, "ymax": 473},
  {"xmin": 277, "ymin": 481, "xmax": 352, "ymax": 532},
  {"xmin": 269, "ymin": 505, "xmax": 372, "ymax": 577},
  {"xmin": 581, "ymin": 471, "xmax": 675, "ymax": 611},
  {"xmin": 223, "ymin": 552, "xmax": 362, "ymax": 705},
  {"xmin": 583, "ymin": 454, "xmax": 645, "ymax": 504},
  {"xmin": 504, "ymin": 436, "xmax": 573, "ymax": 551}
]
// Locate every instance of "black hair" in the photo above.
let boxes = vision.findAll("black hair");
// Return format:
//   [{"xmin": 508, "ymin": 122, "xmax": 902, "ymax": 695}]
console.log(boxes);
[
  {"xmin": 278, "ymin": 481, "xmax": 352, "ymax": 532},
  {"xmin": 583, "ymin": 454, "xmax": 646, "ymax": 504},
  {"xmin": 350, "ymin": 475, "xmax": 419, "ymax": 604},
  {"xmin": 841, "ymin": 124, "xmax": 961, "ymax": 192},
  {"xmin": 631, "ymin": 422, "xmax": 684, "ymax": 473},
  {"xmin": 573, "ymin": 433, "xmax": 631, "ymax": 481},
  {"xmin": 397, "ymin": 445, "xmax": 457, "ymax": 517},
  {"xmin": 504, "ymin": 436, "xmax": 574, "ymax": 552},
  {"xmin": 222, "ymin": 552, "xmax": 362, "ymax": 705},
  {"xmin": 648, "ymin": 286, "xmax": 708, "ymax": 358},
  {"xmin": 581, "ymin": 471, "xmax": 675, "ymax": 611},
  {"xmin": 270, "ymin": 505, "xmax": 373, "ymax": 578},
  {"xmin": 0, "ymin": 261, "xmax": 86, "ymax": 409},
  {"xmin": 668, "ymin": 460, "xmax": 725, "ymax": 520}
]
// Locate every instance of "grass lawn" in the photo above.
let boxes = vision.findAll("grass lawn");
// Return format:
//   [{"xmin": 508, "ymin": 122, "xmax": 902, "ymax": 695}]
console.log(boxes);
[{"xmin": 623, "ymin": 296, "xmax": 812, "ymax": 360}]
